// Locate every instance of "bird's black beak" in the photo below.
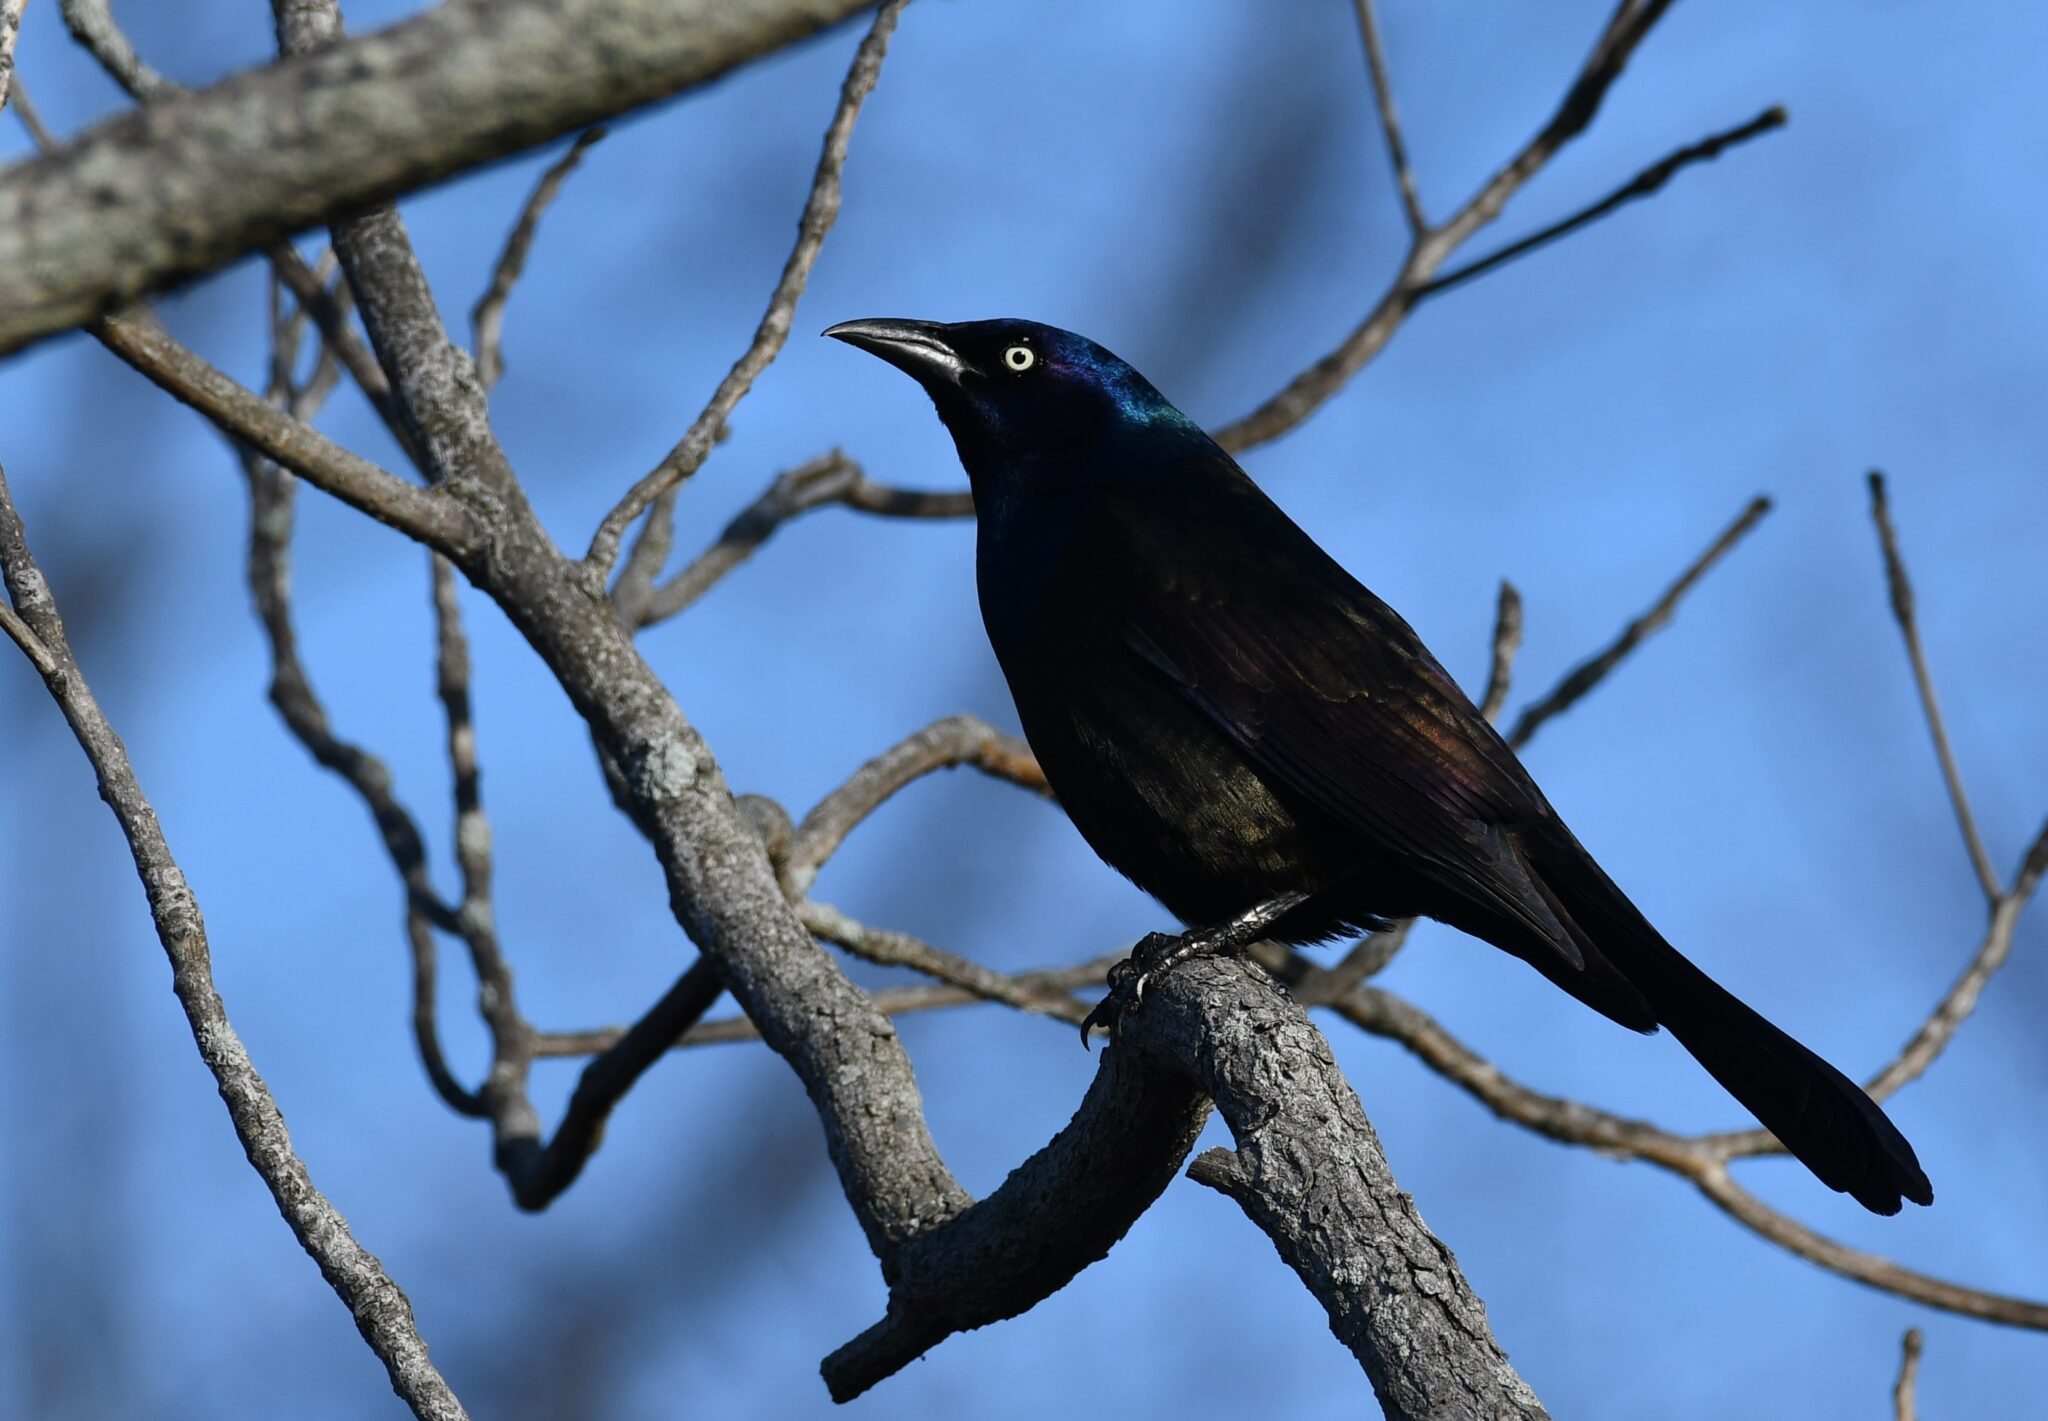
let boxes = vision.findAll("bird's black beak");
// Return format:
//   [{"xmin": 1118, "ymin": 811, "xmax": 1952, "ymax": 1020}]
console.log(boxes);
[{"xmin": 823, "ymin": 318, "xmax": 971, "ymax": 387}]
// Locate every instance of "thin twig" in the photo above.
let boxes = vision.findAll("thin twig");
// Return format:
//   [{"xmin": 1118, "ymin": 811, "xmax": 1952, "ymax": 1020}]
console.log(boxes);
[
  {"xmin": 1328, "ymin": 983, "xmax": 2048, "ymax": 1330},
  {"xmin": 6, "ymin": 73, "xmax": 52, "ymax": 153},
  {"xmin": 94, "ymin": 308, "xmax": 477, "ymax": 552},
  {"xmin": 472, "ymin": 127, "xmax": 606, "ymax": 390},
  {"xmin": 587, "ymin": 0, "xmax": 909, "ymax": 576},
  {"xmin": 1507, "ymin": 495, "xmax": 1771, "ymax": 748},
  {"xmin": 631, "ymin": 450, "xmax": 972, "ymax": 627},
  {"xmin": 0, "ymin": 459, "xmax": 469, "ymax": 1421},
  {"xmin": 497, "ymin": 957, "xmax": 725, "ymax": 1210},
  {"xmin": 0, "ymin": 596, "xmax": 54, "ymax": 673},
  {"xmin": 1420, "ymin": 107, "xmax": 1787, "ymax": 299},
  {"xmin": 241, "ymin": 286, "xmax": 482, "ymax": 1116},
  {"xmin": 1868, "ymin": 471, "xmax": 2002, "ymax": 901},
  {"xmin": 59, "ymin": 0, "xmax": 170, "ymax": 100},
  {"xmin": 800, "ymin": 900, "xmax": 1089, "ymax": 1025},
  {"xmin": 785, "ymin": 713, "xmax": 1047, "ymax": 897},
  {"xmin": 1216, "ymin": 0, "xmax": 1782, "ymax": 453},
  {"xmin": 1892, "ymin": 1328, "xmax": 1923, "ymax": 1421},
  {"xmin": 1352, "ymin": 0, "xmax": 1425, "ymax": 234},
  {"xmin": 1480, "ymin": 578, "xmax": 1524, "ymax": 722}
]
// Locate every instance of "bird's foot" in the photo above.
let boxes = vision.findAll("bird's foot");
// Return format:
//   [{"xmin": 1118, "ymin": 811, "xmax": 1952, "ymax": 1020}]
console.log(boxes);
[
  {"xmin": 1079, "ymin": 931, "xmax": 1182, "ymax": 1045},
  {"xmin": 1079, "ymin": 893, "xmax": 1312, "ymax": 1048}
]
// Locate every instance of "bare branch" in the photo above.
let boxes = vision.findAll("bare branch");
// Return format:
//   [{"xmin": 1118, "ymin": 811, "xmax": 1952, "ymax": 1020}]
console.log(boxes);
[
  {"xmin": 1693, "ymin": 1164, "xmax": 2048, "ymax": 1328},
  {"xmin": 1893, "ymin": 1328, "xmax": 1924, "ymax": 1421},
  {"xmin": 588, "ymin": 0, "xmax": 909, "ymax": 575},
  {"xmin": 785, "ymin": 713, "xmax": 1048, "ymax": 897},
  {"xmin": 533, "ymin": 960, "xmax": 1115, "ymax": 1055},
  {"xmin": 1507, "ymin": 494, "xmax": 1771, "ymax": 748},
  {"xmin": 0, "ymin": 0, "xmax": 26, "ymax": 115},
  {"xmin": 1216, "ymin": 1, "xmax": 1788, "ymax": 453},
  {"xmin": 472, "ymin": 127, "xmax": 607, "ymax": 391},
  {"xmin": 1868, "ymin": 471, "xmax": 2002, "ymax": 900},
  {"xmin": 497, "ymin": 958, "xmax": 725, "ymax": 1210},
  {"xmin": 1329, "ymin": 983, "xmax": 2048, "ymax": 1329},
  {"xmin": 1480, "ymin": 578, "xmax": 1524, "ymax": 722},
  {"xmin": 0, "ymin": 459, "xmax": 469, "ymax": 1421},
  {"xmin": 58, "ymin": 0, "xmax": 169, "ymax": 100},
  {"xmin": 5, "ymin": 68, "xmax": 53, "ymax": 147},
  {"xmin": 1352, "ymin": 0, "xmax": 1425, "ymax": 234},
  {"xmin": 629, "ymin": 450, "xmax": 973, "ymax": 628},
  {"xmin": 0, "ymin": 594, "xmax": 55, "ymax": 673},
  {"xmin": 1420, "ymin": 106, "xmax": 1787, "ymax": 299},
  {"xmin": 822, "ymin": 1019, "xmax": 1213, "ymax": 1403},
  {"xmin": 0, "ymin": 0, "xmax": 887, "ymax": 357},
  {"xmin": 93, "ymin": 309, "xmax": 478, "ymax": 552},
  {"xmin": 798, "ymin": 900, "xmax": 1088, "ymax": 1025},
  {"xmin": 238, "ymin": 315, "xmax": 482, "ymax": 1116}
]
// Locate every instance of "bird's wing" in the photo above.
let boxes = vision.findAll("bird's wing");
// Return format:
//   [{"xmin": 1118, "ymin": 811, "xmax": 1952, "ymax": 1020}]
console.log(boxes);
[{"xmin": 1112, "ymin": 481, "xmax": 1584, "ymax": 968}]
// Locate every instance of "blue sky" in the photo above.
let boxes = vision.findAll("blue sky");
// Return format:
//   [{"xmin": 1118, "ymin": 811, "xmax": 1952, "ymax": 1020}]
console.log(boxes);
[{"xmin": 2, "ymin": 2, "xmax": 2044, "ymax": 1417}]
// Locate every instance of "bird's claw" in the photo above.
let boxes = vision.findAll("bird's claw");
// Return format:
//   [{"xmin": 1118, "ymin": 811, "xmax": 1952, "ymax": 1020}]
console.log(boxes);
[{"xmin": 1079, "ymin": 937, "xmax": 1176, "ymax": 1047}]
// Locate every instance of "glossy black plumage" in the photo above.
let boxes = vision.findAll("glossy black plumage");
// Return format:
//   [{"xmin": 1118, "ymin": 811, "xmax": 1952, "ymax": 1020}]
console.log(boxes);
[{"xmin": 826, "ymin": 316, "xmax": 1932, "ymax": 1215}]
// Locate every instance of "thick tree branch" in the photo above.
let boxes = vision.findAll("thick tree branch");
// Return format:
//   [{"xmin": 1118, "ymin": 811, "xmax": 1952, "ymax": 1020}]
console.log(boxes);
[
  {"xmin": 821, "ymin": 1025, "xmax": 1213, "ymax": 1402},
  {"xmin": 1164, "ymin": 962, "xmax": 1549, "ymax": 1421},
  {"xmin": 0, "ymin": 0, "xmax": 25, "ymax": 115},
  {"xmin": 0, "ymin": 459, "xmax": 468, "ymax": 1421},
  {"xmin": 824, "ymin": 957, "xmax": 1549, "ymax": 1415},
  {"xmin": 0, "ymin": 0, "xmax": 884, "ymax": 355}
]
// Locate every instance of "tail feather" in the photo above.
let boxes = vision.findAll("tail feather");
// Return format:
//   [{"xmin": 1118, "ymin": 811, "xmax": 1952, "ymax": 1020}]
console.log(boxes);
[{"xmin": 1522, "ymin": 829, "xmax": 1933, "ymax": 1215}]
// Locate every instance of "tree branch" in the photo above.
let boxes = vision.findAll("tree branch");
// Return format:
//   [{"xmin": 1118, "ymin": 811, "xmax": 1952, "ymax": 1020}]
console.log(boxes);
[
  {"xmin": 0, "ymin": 0, "xmax": 26, "ymax": 116},
  {"xmin": 1352, "ymin": 0, "xmax": 1426, "ymax": 235},
  {"xmin": 1419, "ymin": 106, "xmax": 1787, "ymax": 299},
  {"xmin": 1215, "ymin": 0, "xmax": 1787, "ymax": 454},
  {"xmin": 628, "ymin": 450, "xmax": 973, "ymax": 629},
  {"xmin": 1507, "ymin": 494, "xmax": 1771, "ymax": 748},
  {"xmin": 93, "ymin": 308, "xmax": 478, "ymax": 552},
  {"xmin": 0, "ymin": 0, "xmax": 884, "ymax": 356},
  {"xmin": 1893, "ymin": 1328, "xmax": 1924, "ymax": 1421},
  {"xmin": 784, "ymin": 712, "xmax": 1047, "ymax": 897},
  {"xmin": 1867, "ymin": 470, "xmax": 2002, "ymax": 901},
  {"xmin": 0, "ymin": 458, "xmax": 469, "ymax": 1421},
  {"xmin": 472, "ymin": 128, "xmax": 607, "ymax": 392},
  {"xmin": 590, "ymin": 0, "xmax": 908, "ymax": 577}
]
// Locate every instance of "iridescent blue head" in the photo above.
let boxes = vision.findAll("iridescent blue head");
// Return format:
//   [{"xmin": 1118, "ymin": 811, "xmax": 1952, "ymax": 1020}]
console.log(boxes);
[{"xmin": 823, "ymin": 318, "xmax": 1209, "ymax": 502}]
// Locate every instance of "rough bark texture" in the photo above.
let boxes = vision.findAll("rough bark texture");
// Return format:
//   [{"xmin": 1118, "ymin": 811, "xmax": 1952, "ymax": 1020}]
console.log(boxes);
[
  {"xmin": 0, "ymin": 464, "xmax": 469, "ymax": 1421},
  {"xmin": 1145, "ymin": 959, "xmax": 1551, "ymax": 1421},
  {"xmin": 0, "ymin": 0, "xmax": 875, "ymax": 355},
  {"xmin": 822, "ymin": 1045, "xmax": 1212, "ymax": 1401}
]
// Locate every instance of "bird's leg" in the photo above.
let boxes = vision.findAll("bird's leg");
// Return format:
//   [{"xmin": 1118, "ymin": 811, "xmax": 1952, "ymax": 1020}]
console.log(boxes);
[{"xmin": 1081, "ymin": 890, "xmax": 1309, "ymax": 1044}]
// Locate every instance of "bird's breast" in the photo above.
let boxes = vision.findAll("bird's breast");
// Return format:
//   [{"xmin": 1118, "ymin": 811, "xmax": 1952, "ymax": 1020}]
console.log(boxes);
[{"xmin": 976, "ymin": 540, "xmax": 1349, "ymax": 926}]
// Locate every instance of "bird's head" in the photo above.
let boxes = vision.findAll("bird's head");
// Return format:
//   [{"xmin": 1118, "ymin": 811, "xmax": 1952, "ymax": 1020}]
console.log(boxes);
[{"xmin": 823, "ymin": 317, "xmax": 1205, "ymax": 489}]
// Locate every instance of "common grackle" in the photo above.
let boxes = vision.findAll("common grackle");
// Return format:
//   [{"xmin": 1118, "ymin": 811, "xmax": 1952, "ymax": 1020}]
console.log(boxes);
[{"xmin": 825, "ymin": 316, "xmax": 1932, "ymax": 1216}]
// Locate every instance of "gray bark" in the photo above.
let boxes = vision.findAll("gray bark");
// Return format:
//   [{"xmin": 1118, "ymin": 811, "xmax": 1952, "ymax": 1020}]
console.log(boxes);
[{"xmin": 0, "ymin": 0, "xmax": 873, "ymax": 356}]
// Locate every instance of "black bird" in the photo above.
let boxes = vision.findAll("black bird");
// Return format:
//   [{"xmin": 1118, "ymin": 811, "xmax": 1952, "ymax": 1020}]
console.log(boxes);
[{"xmin": 825, "ymin": 316, "xmax": 1932, "ymax": 1216}]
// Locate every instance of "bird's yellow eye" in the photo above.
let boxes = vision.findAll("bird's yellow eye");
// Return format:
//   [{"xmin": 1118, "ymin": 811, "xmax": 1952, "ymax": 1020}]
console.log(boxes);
[{"xmin": 1002, "ymin": 344, "xmax": 1036, "ymax": 372}]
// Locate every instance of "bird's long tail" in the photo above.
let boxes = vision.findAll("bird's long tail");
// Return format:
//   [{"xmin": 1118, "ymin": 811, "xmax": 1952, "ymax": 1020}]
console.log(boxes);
[{"xmin": 1523, "ymin": 831, "xmax": 1933, "ymax": 1215}]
